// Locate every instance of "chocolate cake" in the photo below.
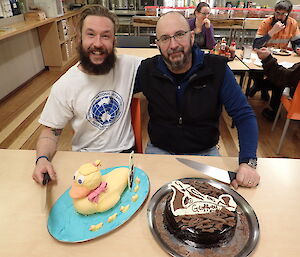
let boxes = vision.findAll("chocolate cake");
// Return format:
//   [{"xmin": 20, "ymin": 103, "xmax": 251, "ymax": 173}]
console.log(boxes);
[{"xmin": 164, "ymin": 180, "xmax": 237, "ymax": 248}]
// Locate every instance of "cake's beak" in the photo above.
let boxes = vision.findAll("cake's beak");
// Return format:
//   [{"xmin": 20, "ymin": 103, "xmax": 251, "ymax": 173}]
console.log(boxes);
[{"xmin": 69, "ymin": 182, "xmax": 91, "ymax": 199}]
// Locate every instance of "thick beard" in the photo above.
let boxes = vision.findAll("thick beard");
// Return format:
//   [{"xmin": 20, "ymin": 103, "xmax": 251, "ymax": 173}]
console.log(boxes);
[
  {"xmin": 79, "ymin": 44, "xmax": 116, "ymax": 75},
  {"xmin": 159, "ymin": 40, "xmax": 193, "ymax": 72}
]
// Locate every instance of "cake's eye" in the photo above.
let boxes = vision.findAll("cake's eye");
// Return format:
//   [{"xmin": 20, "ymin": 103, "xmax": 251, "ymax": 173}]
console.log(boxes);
[
  {"xmin": 77, "ymin": 175, "xmax": 85, "ymax": 184},
  {"xmin": 73, "ymin": 170, "xmax": 79, "ymax": 180}
]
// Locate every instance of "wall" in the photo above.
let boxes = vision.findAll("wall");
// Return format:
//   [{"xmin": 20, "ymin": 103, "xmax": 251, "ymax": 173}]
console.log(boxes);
[{"xmin": 0, "ymin": 29, "xmax": 44, "ymax": 100}]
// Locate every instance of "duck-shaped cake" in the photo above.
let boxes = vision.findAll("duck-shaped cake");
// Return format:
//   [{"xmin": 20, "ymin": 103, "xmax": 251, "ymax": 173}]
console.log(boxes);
[{"xmin": 69, "ymin": 160, "xmax": 129, "ymax": 215}]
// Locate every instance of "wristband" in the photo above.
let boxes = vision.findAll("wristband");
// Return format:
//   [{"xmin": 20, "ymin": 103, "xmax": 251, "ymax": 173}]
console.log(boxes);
[{"xmin": 36, "ymin": 155, "xmax": 49, "ymax": 165}]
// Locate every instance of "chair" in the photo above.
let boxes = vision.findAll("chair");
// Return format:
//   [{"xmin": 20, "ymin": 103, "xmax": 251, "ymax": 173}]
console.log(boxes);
[
  {"xmin": 271, "ymin": 82, "xmax": 300, "ymax": 154},
  {"xmin": 116, "ymin": 36, "xmax": 150, "ymax": 48},
  {"xmin": 130, "ymin": 97, "xmax": 143, "ymax": 153}
]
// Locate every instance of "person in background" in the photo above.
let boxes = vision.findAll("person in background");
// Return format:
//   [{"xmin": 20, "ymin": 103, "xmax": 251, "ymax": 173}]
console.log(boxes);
[
  {"xmin": 253, "ymin": 0, "xmax": 300, "ymax": 53},
  {"xmin": 256, "ymin": 47, "xmax": 300, "ymax": 89},
  {"xmin": 32, "ymin": 6, "xmax": 142, "ymax": 185},
  {"xmin": 249, "ymin": 0, "xmax": 300, "ymax": 120},
  {"xmin": 135, "ymin": 12, "xmax": 260, "ymax": 189},
  {"xmin": 188, "ymin": 2, "xmax": 216, "ymax": 50}
]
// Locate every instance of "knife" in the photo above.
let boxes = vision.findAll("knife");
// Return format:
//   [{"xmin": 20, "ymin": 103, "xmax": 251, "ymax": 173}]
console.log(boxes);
[
  {"xmin": 41, "ymin": 172, "xmax": 51, "ymax": 212},
  {"xmin": 176, "ymin": 158, "xmax": 236, "ymax": 184},
  {"xmin": 128, "ymin": 151, "xmax": 135, "ymax": 190}
]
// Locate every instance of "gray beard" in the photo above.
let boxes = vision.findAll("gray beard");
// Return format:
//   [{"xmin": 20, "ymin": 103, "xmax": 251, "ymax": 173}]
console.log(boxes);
[{"xmin": 159, "ymin": 40, "xmax": 193, "ymax": 72}]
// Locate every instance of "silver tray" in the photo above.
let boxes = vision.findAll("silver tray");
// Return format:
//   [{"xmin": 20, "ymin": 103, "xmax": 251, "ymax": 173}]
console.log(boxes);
[{"xmin": 147, "ymin": 178, "xmax": 259, "ymax": 257}]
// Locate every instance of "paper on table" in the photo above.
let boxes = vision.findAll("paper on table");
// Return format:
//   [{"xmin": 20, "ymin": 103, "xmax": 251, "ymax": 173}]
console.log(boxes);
[
  {"xmin": 253, "ymin": 59, "xmax": 262, "ymax": 66},
  {"xmin": 278, "ymin": 62, "xmax": 294, "ymax": 69}
]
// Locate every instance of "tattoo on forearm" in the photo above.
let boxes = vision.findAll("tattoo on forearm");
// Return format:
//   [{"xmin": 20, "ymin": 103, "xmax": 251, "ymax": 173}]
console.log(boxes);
[{"xmin": 51, "ymin": 128, "xmax": 62, "ymax": 136}]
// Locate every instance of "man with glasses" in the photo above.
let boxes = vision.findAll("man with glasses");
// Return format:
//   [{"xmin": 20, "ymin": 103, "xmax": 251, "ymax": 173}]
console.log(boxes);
[
  {"xmin": 134, "ymin": 12, "xmax": 260, "ymax": 189},
  {"xmin": 250, "ymin": 0, "xmax": 300, "ymax": 121}
]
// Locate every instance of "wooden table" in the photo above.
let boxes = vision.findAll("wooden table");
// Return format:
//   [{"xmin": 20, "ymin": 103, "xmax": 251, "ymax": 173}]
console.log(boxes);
[
  {"xmin": 1, "ymin": 149, "xmax": 300, "ymax": 256},
  {"xmin": 235, "ymin": 49, "xmax": 300, "ymax": 93},
  {"xmin": 236, "ymin": 49, "xmax": 300, "ymax": 71}
]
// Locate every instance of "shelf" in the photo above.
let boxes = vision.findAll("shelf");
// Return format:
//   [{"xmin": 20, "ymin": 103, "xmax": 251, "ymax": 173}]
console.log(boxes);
[{"xmin": 59, "ymin": 33, "xmax": 77, "ymax": 44}]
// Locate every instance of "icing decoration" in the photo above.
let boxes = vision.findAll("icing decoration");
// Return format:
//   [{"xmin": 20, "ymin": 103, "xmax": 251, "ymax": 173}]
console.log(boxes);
[
  {"xmin": 170, "ymin": 181, "xmax": 237, "ymax": 216},
  {"xmin": 87, "ymin": 182, "xmax": 107, "ymax": 203},
  {"xmin": 89, "ymin": 222, "xmax": 103, "ymax": 231},
  {"xmin": 134, "ymin": 185, "xmax": 139, "ymax": 192},
  {"xmin": 135, "ymin": 177, "xmax": 140, "ymax": 184},
  {"xmin": 132, "ymin": 194, "xmax": 138, "ymax": 202},
  {"xmin": 108, "ymin": 213, "xmax": 117, "ymax": 223},
  {"xmin": 48, "ymin": 166, "xmax": 150, "ymax": 243},
  {"xmin": 120, "ymin": 205, "xmax": 130, "ymax": 213},
  {"xmin": 69, "ymin": 160, "xmax": 129, "ymax": 215}
]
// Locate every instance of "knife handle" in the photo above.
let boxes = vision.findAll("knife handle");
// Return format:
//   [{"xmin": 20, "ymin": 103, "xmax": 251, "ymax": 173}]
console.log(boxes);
[
  {"xmin": 42, "ymin": 172, "xmax": 51, "ymax": 185},
  {"xmin": 228, "ymin": 171, "xmax": 237, "ymax": 182}
]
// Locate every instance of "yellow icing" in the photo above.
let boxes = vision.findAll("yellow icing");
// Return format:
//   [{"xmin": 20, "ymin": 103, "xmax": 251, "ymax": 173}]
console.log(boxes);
[
  {"xmin": 70, "ymin": 163, "xmax": 130, "ymax": 215},
  {"xmin": 134, "ymin": 185, "xmax": 139, "ymax": 192},
  {"xmin": 135, "ymin": 177, "xmax": 140, "ymax": 184},
  {"xmin": 89, "ymin": 222, "xmax": 103, "ymax": 231},
  {"xmin": 132, "ymin": 194, "xmax": 138, "ymax": 202},
  {"xmin": 108, "ymin": 213, "xmax": 118, "ymax": 223},
  {"xmin": 120, "ymin": 205, "xmax": 130, "ymax": 213}
]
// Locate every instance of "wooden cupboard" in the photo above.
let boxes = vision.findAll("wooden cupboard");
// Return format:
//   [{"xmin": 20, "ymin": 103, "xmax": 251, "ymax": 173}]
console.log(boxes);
[{"xmin": 38, "ymin": 11, "xmax": 80, "ymax": 71}]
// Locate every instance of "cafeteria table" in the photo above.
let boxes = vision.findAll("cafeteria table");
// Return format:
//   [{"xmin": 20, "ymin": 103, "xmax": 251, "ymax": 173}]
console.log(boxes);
[
  {"xmin": 235, "ymin": 49, "xmax": 300, "ymax": 94},
  {"xmin": 236, "ymin": 49, "xmax": 300, "ymax": 71},
  {"xmin": 0, "ymin": 149, "xmax": 299, "ymax": 257}
]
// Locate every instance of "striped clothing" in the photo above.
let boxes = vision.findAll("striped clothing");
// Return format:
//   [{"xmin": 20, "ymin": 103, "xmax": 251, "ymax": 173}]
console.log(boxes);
[{"xmin": 255, "ymin": 16, "xmax": 300, "ymax": 49}]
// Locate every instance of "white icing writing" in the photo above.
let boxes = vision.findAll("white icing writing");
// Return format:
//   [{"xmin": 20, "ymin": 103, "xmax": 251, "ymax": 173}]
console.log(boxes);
[{"xmin": 170, "ymin": 181, "xmax": 237, "ymax": 216}]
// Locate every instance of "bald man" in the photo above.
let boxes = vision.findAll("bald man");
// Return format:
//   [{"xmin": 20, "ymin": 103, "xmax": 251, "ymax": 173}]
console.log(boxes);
[{"xmin": 134, "ymin": 12, "xmax": 260, "ymax": 189}]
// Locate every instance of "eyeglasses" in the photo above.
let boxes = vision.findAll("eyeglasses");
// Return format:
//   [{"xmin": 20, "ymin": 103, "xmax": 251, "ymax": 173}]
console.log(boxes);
[
  {"xmin": 200, "ymin": 12, "xmax": 210, "ymax": 16},
  {"xmin": 275, "ymin": 11, "xmax": 288, "ymax": 16},
  {"xmin": 156, "ymin": 30, "xmax": 190, "ymax": 45}
]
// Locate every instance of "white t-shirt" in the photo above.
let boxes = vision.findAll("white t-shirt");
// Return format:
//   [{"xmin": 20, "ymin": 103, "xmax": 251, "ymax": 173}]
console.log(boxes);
[{"xmin": 39, "ymin": 54, "xmax": 142, "ymax": 152}]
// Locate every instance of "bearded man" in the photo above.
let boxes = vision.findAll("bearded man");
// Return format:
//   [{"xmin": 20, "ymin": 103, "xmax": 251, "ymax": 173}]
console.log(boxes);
[
  {"xmin": 134, "ymin": 12, "xmax": 260, "ymax": 189},
  {"xmin": 249, "ymin": 0, "xmax": 300, "ymax": 121},
  {"xmin": 33, "ymin": 6, "xmax": 142, "ymax": 185}
]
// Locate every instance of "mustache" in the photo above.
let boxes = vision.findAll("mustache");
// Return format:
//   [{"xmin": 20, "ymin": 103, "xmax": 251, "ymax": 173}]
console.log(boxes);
[{"xmin": 167, "ymin": 47, "xmax": 184, "ymax": 55}]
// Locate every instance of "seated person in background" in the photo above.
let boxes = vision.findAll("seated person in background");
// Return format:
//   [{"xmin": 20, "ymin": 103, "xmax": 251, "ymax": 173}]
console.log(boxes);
[
  {"xmin": 188, "ymin": 2, "xmax": 216, "ymax": 50},
  {"xmin": 135, "ymin": 12, "xmax": 260, "ymax": 189},
  {"xmin": 253, "ymin": 0, "xmax": 300, "ymax": 53},
  {"xmin": 249, "ymin": 0, "xmax": 300, "ymax": 120},
  {"xmin": 256, "ymin": 47, "xmax": 300, "ymax": 89},
  {"xmin": 255, "ymin": 48, "xmax": 300, "ymax": 120},
  {"xmin": 32, "ymin": 6, "xmax": 142, "ymax": 185}
]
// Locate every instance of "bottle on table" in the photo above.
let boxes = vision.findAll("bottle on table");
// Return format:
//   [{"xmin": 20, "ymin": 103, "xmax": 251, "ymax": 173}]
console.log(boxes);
[{"xmin": 229, "ymin": 40, "xmax": 236, "ymax": 59}]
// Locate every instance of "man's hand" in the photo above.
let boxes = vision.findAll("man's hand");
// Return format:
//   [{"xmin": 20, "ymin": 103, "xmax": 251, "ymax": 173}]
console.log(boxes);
[
  {"xmin": 268, "ymin": 21, "xmax": 285, "ymax": 37},
  {"xmin": 231, "ymin": 163, "xmax": 260, "ymax": 189},
  {"xmin": 203, "ymin": 18, "xmax": 211, "ymax": 28},
  {"xmin": 255, "ymin": 47, "xmax": 271, "ymax": 60},
  {"xmin": 296, "ymin": 47, "xmax": 300, "ymax": 55},
  {"xmin": 32, "ymin": 158, "xmax": 56, "ymax": 185}
]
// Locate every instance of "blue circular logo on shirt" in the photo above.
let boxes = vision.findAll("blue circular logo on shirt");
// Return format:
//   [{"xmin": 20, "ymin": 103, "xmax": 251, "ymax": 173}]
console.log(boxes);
[{"xmin": 87, "ymin": 91, "xmax": 123, "ymax": 129}]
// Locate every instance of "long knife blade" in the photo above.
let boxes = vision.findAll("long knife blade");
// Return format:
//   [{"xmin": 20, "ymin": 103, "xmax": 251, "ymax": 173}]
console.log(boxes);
[
  {"xmin": 128, "ymin": 151, "xmax": 135, "ymax": 190},
  {"xmin": 176, "ymin": 158, "xmax": 236, "ymax": 184}
]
